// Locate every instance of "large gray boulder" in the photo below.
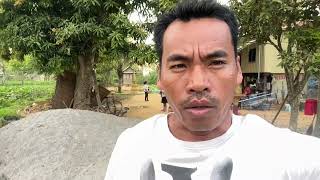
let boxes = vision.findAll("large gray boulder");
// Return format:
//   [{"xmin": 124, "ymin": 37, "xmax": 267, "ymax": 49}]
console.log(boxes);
[{"xmin": 0, "ymin": 109, "xmax": 140, "ymax": 180}]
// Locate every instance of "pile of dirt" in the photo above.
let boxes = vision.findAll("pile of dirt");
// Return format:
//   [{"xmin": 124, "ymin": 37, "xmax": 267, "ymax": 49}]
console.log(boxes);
[{"xmin": 0, "ymin": 109, "xmax": 140, "ymax": 180}]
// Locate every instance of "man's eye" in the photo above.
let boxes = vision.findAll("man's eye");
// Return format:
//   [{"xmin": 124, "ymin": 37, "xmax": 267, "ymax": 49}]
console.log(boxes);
[
  {"xmin": 209, "ymin": 60, "xmax": 226, "ymax": 66},
  {"xmin": 169, "ymin": 64, "xmax": 187, "ymax": 70}
]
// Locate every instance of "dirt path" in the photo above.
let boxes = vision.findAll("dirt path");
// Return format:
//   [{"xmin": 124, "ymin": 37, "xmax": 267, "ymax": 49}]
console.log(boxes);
[
  {"xmin": 123, "ymin": 93, "xmax": 165, "ymax": 119},
  {"xmin": 123, "ymin": 93, "xmax": 314, "ymax": 133}
]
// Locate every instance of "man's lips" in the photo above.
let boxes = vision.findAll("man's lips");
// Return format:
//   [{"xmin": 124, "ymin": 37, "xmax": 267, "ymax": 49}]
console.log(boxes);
[{"xmin": 184, "ymin": 99, "xmax": 215, "ymax": 116}]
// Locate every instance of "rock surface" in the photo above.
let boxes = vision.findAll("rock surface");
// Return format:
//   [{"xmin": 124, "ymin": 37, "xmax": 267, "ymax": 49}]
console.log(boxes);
[{"xmin": 0, "ymin": 109, "xmax": 140, "ymax": 180}]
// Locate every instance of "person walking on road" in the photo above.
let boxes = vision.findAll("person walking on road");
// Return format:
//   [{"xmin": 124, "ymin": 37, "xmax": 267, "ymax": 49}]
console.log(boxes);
[
  {"xmin": 160, "ymin": 90, "xmax": 168, "ymax": 112},
  {"xmin": 143, "ymin": 81, "xmax": 149, "ymax": 101}
]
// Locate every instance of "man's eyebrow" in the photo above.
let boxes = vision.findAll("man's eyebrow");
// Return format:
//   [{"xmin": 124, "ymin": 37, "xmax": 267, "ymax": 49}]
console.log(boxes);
[
  {"xmin": 205, "ymin": 50, "xmax": 228, "ymax": 59},
  {"xmin": 167, "ymin": 54, "xmax": 191, "ymax": 62}
]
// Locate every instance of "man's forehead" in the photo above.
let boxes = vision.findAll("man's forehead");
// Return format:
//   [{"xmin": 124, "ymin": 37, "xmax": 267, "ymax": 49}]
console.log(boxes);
[
  {"xmin": 163, "ymin": 18, "xmax": 231, "ymax": 42},
  {"xmin": 162, "ymin": 18, "xmax": 233, "ymax": 58}
]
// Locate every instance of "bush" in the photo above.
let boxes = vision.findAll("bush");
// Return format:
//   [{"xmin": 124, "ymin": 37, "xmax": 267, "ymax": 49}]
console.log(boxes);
[
  {"xmin": 0, "ymin": 80, "xmax": 55, "ymax": 121},
  {"xmin": 135, "ymin": 71, "xmax": 158, "ymax": 85}
]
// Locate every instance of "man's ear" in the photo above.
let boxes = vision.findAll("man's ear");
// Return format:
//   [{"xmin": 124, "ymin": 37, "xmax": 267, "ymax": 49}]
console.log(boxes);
[{"xmin": 236, "ymin": 56, "xmax": 243, "ymax": 85}]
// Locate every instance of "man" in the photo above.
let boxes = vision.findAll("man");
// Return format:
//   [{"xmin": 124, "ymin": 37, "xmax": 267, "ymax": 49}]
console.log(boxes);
[
  {"xmin": 144, "ymin": 81, "xmax": 149, "ymax": 101},
  {"xmin": 244, "ymin": 84, "xmax": 252, "ymax": 97},
  {"xmin": 160, "ymin": 89, "xmax": 168, "ymax": 112},
  {"xmin": 105, "ymin": 1, "xmax": 320, "ymax": 179}
]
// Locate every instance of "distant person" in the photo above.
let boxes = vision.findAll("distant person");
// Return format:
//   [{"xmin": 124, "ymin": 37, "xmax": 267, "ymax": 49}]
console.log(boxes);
[
  {"xmin": 244, "ymin": 84, "xmax": 252, "ymax": 97},
  {"xmin": 105, "ymin": 1, "xmax": 320, "ymax": 179},
  {"xmin": 266, "ymin": 74, "xmax": 273, "ymax": 94},
  {"xmin": 159, "ymin": 90, "xmax": 168, "ymax": 112},
  {"xmin": 231, "ymin": 102, "xmax": 240, "ymax": 115},
  {"xmin": 143, "ymin": 81, "xmax": 149, "ymax": 101}
]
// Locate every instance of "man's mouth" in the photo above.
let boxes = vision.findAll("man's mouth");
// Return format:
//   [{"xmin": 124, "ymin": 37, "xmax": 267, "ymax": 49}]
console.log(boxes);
[
  {"xmin": 185, "ymin": 106, "xmax": 214, "ymax": 116},
  {"xmin": 184, "ymin": 99, "xmax": 215, "ymax": 116}
]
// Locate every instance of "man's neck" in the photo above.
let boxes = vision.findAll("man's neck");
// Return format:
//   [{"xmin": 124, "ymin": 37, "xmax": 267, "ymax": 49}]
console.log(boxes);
[{"xmin": 167, "ymin": 113, "xmax": 232, "ymax": 142}]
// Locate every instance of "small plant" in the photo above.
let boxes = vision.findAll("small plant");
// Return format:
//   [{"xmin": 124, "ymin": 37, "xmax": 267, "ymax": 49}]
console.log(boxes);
[{"xmin": 0, "ymin": 80, "xmax": 55, "ymax": 121}]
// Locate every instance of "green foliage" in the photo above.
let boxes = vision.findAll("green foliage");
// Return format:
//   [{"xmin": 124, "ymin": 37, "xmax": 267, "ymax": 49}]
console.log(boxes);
[
  {"xmin": 0, "ymin": 80, "xmax": 55, "ymax": 120},
  {"xmin": 134, "ymin": 73, "xmax": 144, "ymax": 84},
  {"xmin": 146, "ymin": 70, "xmax": 158, "ymax": 85},
  {"xmin": 96, "ymin": 66, "xmax": 118, "ymax": 86},
  {"xmin": 231, "ymin": 0, "xmax": 320, "ymax": 45},
  {"xmin": 95, "ymin": 10, "xmax": 157, "ymax": 91},
  {"xmin": 310, "ymin": 52, "xmax": 320, "ymax": 78},
  {"xmin": 6, "ymin": 55, "xmax": 35, "ymax": 74},
  {"xmin": 147, "ymin": 0, "xmax": 178, "ymax": 17},
  {"xmin": 134, "ymin": 70, "xmax": 157, "ymax": 85},
  {"xmin": 148, "ymin": 84, "xmax": 159, "ymax": 93},
  {"xmin": 0, "ymin": 0, "xmax": 156, "ymax": 76}
]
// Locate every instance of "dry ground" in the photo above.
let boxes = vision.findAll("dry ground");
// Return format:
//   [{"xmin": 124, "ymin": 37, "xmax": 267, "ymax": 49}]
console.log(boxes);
[{"xmin": 123, "ymin": 93, "xmax": 315, "ymax": 133}]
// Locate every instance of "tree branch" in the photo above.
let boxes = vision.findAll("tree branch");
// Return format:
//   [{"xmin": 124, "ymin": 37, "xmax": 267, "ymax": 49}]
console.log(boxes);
[
  {"xmin": 267, "ymin": 37, "xmax": 282, "ymax": 53},
  {"xmin": 277, "ymin": 34, "xmax": 283, "ymax": 52}
]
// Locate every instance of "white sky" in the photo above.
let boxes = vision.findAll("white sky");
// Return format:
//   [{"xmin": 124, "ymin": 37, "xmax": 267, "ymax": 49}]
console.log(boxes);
[{"xmin": 217, "ymin": 0, "xmax": 230, "ymax": 5}]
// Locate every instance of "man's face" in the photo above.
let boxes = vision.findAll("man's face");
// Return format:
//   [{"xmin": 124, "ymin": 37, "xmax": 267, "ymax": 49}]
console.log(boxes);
[{"xmin": 157, "ymin": 18, "xmax": 242, "ymax": 134}]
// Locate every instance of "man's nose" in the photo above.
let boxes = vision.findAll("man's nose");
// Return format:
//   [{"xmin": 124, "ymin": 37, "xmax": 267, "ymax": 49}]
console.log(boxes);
[{"xmin": 186, "ymin": 65, "xmax": 210, "ymax": 93}]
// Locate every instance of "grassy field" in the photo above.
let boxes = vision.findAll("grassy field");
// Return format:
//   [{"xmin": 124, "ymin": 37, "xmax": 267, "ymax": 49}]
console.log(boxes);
[{"xmin": 0, "ymin": 80, "xmax": 55, "ymax": 126}]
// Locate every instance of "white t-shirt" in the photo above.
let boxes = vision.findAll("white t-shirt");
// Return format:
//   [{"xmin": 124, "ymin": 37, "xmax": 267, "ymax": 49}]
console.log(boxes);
[
  {"xmin": 144, "ymin": 85, "xmax": 149, "ymax": 93},
  {"xmin": 160, "ymin": 91, "xmax": 166, "ymax": 98},
  {"xmin": 105, "ymin": 114, "xmax": 320, "ymax": 180}
]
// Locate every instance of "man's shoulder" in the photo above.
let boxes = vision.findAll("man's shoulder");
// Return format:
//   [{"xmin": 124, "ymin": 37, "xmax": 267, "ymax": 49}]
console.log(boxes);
[
  {"xmin": 236, "ymin": 113, "xmax": 320, "ymax": 150},
  {"xmin": 119, "ymin": 114, "xmax": 167, "ymax": 141},
  {"xmin": 133, "ymin": 114, "xmax": 166, "ymax": 129},
  {"xmin": 235, "ymin": 114, "xmax": 275, "ymax": 130}
]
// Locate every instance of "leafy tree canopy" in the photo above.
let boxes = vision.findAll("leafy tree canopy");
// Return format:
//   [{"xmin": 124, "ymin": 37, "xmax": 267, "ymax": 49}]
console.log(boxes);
[{"xmin": 0, "ymin": 0, "xmax": 154, "ymax": 75}]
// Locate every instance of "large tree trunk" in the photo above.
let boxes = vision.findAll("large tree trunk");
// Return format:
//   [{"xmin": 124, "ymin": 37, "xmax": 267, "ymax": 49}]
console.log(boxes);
[
  {"xmin": 90, "ymin": 55, "xmax": 102, "ymax": 110},
  {"xmin": 285, "ymin": 66, "xmax": 309, "ymax": 131},
  {"xmin": 73, "ymin": 55, "xmax": 94, "ymax": 110},
  {"xmin": 288, "ymin": 95, "xmax": 300, "ymax": 131},
  {"xmin": 52, "ymin": 71, "xmax": 76, "ymax": 109},
  {"xmin": 312, "ymin": 79, "xmax": 320, "ymax": 137},
  {"xmin": 117, "ymin": 64, "xmax": 123, "ymax": 93}
]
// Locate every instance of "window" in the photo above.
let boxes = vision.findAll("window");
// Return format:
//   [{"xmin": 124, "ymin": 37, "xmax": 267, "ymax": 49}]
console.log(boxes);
[{"xmin": 249, "ymin": 48, "xmax": 256, "ymax": 62}]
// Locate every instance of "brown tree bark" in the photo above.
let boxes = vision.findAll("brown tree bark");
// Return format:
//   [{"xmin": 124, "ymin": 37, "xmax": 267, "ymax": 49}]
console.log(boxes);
[
  {"xmin": 73, "ymin": 55, "xmax": 94, "ymax": 110},
  {"xmin": 117, "ymin": 63, "xmax": 123, "ymax": 93},
  {"xmin": 90, "ymin": 56, "xmax": 102, "ymax": 110},
  {"xmin": 272, "ymin": 94, "xmax": 288, "ymax": 124},
  {"xmin": 289, "ymin": 96, "xmax": 300, "ymax": 131},
  {"xmin": 312, "ymin": 80, "xmax": 320, "ymax": 137},
  {"xmin": 52, "ymin": 71, "xmax": 76, "ymax": 109},
  {"xmin": 285, "ymin": 67, "xmax": 309, "ymax": 131}
]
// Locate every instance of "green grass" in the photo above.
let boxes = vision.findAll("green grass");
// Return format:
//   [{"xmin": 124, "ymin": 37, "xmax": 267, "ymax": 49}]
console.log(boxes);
[{"xmin": 0, "ymin": 80, "xmax": 55, "ymax": 123}]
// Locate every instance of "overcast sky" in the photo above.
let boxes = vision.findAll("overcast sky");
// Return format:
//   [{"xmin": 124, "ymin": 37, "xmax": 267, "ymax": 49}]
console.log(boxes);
[{"xmin": 217, "ymin": 0, "xmax": 230, "ymax": 5}]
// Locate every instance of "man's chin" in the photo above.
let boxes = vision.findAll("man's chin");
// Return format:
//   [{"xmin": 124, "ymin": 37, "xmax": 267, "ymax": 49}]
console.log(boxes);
[{"xmin": 183, "ymin": 117, "xmax": 218, "ymax": 132}]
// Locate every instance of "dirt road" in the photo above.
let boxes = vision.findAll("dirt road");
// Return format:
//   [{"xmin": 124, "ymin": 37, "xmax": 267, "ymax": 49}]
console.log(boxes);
[
  {"xmin": 123, "ymin": 93, "xmax": 165, "ymax": 119},
  {"xmin": 123, "ymin": 93, "xmax": 314, "ymax": 133}
]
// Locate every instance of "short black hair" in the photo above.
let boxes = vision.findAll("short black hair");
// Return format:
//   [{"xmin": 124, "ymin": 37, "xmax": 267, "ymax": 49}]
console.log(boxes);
[{"xmin": 154, "ymin": 0, "xmax": 239, "ymax": 67}]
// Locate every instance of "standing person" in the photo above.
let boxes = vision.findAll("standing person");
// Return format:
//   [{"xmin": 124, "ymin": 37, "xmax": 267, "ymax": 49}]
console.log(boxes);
[
  {"xmin": 244, "ymin": 84, "xmax": 252, "ymax": 97},
  {"xmin": 159, "ymin": 90, "xmax": 168, "ymax": 112},
  {"xmin": 105, "ymin": 1, "xmax": 320, "ymax": 180},
  {"xmin": 266, "ymin": 74, "xmax": 273, "ymax": 94},
  {"xmin": 143, "ymin": 81, "xmax": 149, "ymax": 101}
]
